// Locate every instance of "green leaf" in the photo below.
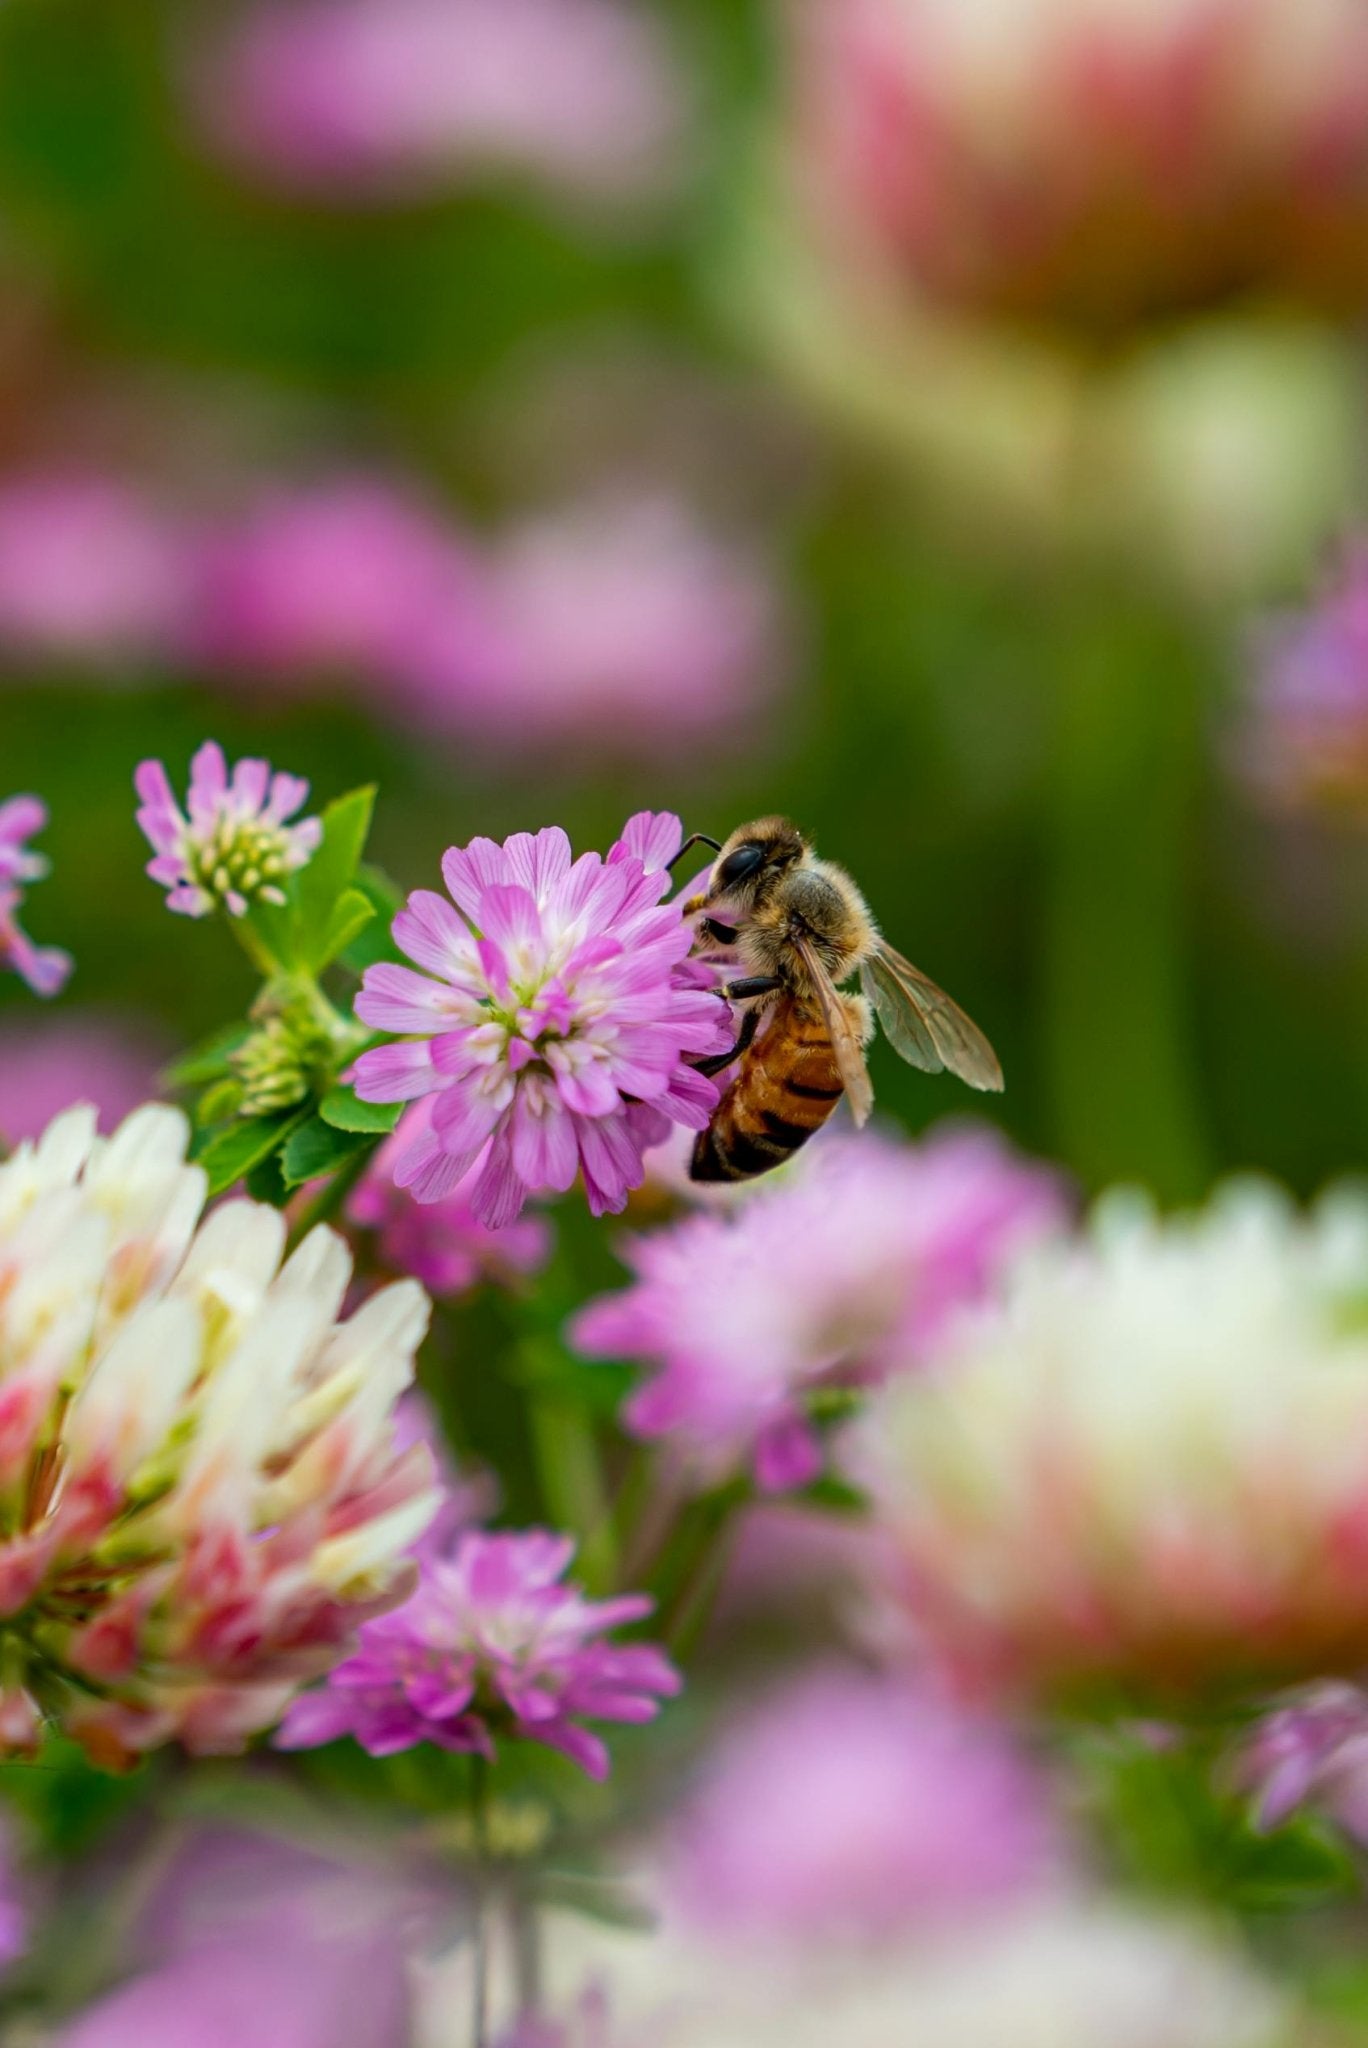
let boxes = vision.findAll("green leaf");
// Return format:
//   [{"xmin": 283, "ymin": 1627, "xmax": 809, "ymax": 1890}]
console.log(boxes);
[
  {"xmin": 193, "ymin": 1108, "xmax": 310, "ymax": 1197},
  {"xmin": 297, "ymin": 787, "xmax": 376, "ymax": 969},
  {"xmin": 280, "ymin": 1116, "xmax": 375, "ymax": 1188},
  {"xmin": 318, "ymin": 1086, "xmax": 404, "ymax": 1134},
  {"xmin": 245, "ymin": 1149, "xmax": 292, "ymax": 1208},
  {"xmin": 195, "ymin": 1076, "xmax": 245, "ymax": 1126},
  {"xmin": 162, "ymin": 1024, "xmax": 251, "ymax": 1089},
  {"xmin": 315, "ymin": 887, "xmax": 375, "ymax": 971},
  {"xmin": 340, "ymin": 864, "xmax": 404, "ymax": 972}
]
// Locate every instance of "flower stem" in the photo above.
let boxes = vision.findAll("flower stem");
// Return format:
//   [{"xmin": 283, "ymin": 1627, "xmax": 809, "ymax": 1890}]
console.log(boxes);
[
  {"xmin": 1040, "ymin": 582, "xmax": 1211, "ymax": 1199},
  {"xmin": 471, "ymin": 1753, "xmax": 491, "ymax": 2048},
  {"xmin": 524, "ymin": 1381, "xmax": 615, "ymax": 1593},
  {"xmin": 653, "ymin": 1483, "xmax": 746, "ymax": 1656}
]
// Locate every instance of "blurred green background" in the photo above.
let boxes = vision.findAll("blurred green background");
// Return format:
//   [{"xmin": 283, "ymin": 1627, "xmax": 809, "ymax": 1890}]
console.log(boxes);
[{"xmin": 0, "ymin": 0, "xmax": 1360, "ymax": 1213}]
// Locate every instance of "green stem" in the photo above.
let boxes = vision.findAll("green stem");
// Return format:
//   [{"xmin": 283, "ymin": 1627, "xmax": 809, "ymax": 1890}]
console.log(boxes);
[
  {"xmin": 651, "ymin": 1484, "xmax": 746, "ymax": 1654},
  {"xmin": 471, "ymin": 1754, "xmax": 491, "ymax": 2048},
  {"xmin": 524, "ymin": 1382, "xmax": 615, "ymax": 1593},
  {"xmin": 1040, "ymin": 584, "xmax": 1211, "ymax": 1200},
  {"xmin": 231, "ymin": 917, "xmax": 280, "ymax": 980}
]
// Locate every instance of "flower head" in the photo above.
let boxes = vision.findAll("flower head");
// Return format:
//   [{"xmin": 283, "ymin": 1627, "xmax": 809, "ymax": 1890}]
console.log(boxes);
[
  {"xmin": 791, "ymin": 0, "xmax": 1368, "ymax": 335},
  {"xmin": 352, "ymin": 813, "xmax": 729, "ymax": 1228},
  {"xmin": 0, "ymin": 472, "xmax": 189, "ymax": 670},
  {"xmin": 859, "ymin": 1180, "xmax": 1368, "ymax": 1705},
  {"xmin": 410, "ymin": 496, "xmax": 787, "ymax": 765},
  {"xmin": 349, "ymin": 1097, "xmax": 553, "ymax": 1297},
  {"xmin": 0, "ymin": 796, "xmax": 72, "ymax": 998},
  {"xmin": 194, "ymin": 0, "xmax": 687, "ymax": 211},
  {"xmin": 277, "ymin": 1527, "xmax": 680, "ymax": 1780},
  {"xmin": 0, "ymin": 1102, "xmax": 437, "ymax": 1764},
  {"xmin": 0, "ymin": 1017, "xmax": 160, "ymax": 1143},
  {"xmin": 55, "ymin": 1826, "xmax": 435, "ymax": 2048},
  {"xmin": 1242, "ymin": 543, "xmax": 1368, "ymax": 817},
  {"xmin": 665, "ymin": 1663, "xmax": 1058, "ymax": 1946},
  {"xmin": 134, "ymin": 740, "xmax": 322, "ymax": 919},
  {"xmin": 1233, "ymin": 1681, "xmax": 1368, "ymax": 1841},
  {"xmin": 188, "ymin": 478, "xmax": 488, "ymax": 687},
  {"xmin": 572, "ymin": 1125, "xmax": 1065, "ymax": 1492}
]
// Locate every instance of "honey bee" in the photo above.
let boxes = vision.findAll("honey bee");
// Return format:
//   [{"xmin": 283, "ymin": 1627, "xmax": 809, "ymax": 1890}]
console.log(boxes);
[{"xmin": 680, "ymin": 817, "xmax": 1002, "ymax": 1182}]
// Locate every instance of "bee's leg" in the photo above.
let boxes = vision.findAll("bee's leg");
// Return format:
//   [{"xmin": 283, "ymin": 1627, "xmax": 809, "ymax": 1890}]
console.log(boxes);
[
  {"xmin": 700, "ymin": 917, "xmax": 739, "ymax": 948},
  {"xmin": 692, "ymin": 1003, "xmax": 762, "ymax": 1078},
  {"xmin": 668, "ymin": 832, "xmax": 721, "ymax": 873},
  {"xmin": 722, "ymin": 976, "xmax": 784, "ymax": 1002}
]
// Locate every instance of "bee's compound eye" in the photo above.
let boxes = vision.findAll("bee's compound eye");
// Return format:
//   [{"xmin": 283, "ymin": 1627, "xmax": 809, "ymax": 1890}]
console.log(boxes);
[{"xmin": 717, "ymin": 843, "xmax": 766, "ymax": 889}]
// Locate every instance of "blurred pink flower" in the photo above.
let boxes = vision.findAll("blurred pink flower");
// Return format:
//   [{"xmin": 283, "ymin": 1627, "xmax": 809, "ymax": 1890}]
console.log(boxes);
[
  {"xmin": 665, "ymin": 1662, "xmax": 1057, "ymax": 1945},
  {"xmin": 0, "ymin": 473, "xmax": 189, "ymax": 669},
  {"xmin": 135, "ymin": 740, "xmax": 321, "ymax": 918},
  {"xmin": 408, "ymin": 497, "xmax": 788, "ymax": 763},
  {"xmin": 791, "ymin": 0, "xmax": 1368, "ymax": 332},
  {"xmin": 1242, "ymin": 544, "xmax": 1368, "ymax": 817},
  {"xmin": 189, "ymin": 479, "xmax": 494, "ymax": 686},
  {"xmin": 0, "ymin": 1015, "xmax": 160, "ymax": 1141},
  {"xmin": 197, "ymin": 0, "xmax": 687, "ymax": 209},
  {"xmin": 277, "ymin": 1527, "xmax": 680, "ymax": 1778},
  {"xmin": 0, "ymin": 1103, "xmax": 438, "ymax": 1766},
  {"xmin": 0, "ymin": 795, "xmax": 71, "ymax": 997},
  {"xmin": 571, "ymin": 1125, "xmax": 1066, "ymax": 1493},
  {"xmin": 55, "ymin": 1827, "xmax": 435, "ymax": 2048},
  {"xmin": 351, "ymin": 1097, "xmax": 553, "ymax": 1296},
  {"xmin": 1234, "ymin": 1682, "xmax": 1368, "ymax": 1840},
  {"xmin": 353, "ymin": 813, "xmax": 727, "ymax": 1227}
]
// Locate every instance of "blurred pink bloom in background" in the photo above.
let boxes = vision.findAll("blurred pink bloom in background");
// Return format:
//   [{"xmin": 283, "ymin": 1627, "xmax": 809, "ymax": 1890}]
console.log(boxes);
[
  {"xmin": 664, "ymin": 1661, "xmax": 1059, "ymax": 1946},
  {"xmin": 0, "ymin": 473, "xmax": 190, "ymax": 669},
  {"xmin": 409, "ymin": 497, "xmax": 788, "ymax": 761},
  {"xmin": 278, "ymin": 1527, "xmax": 680, "ymax": 1778},
  {"xmin": 792, "ymin": 0, "xmax": 1368, "ymax": 332},
  {"xmin": 354, "ymin": 814, "xmax": 728, "ymax": 1226},
  {"xmin": 0, "ymin": 795, "xmax": 71, "ymax": 997},
  {"xmin": 1242, "ymin": 544, "xmax": 1368, "ymax": 817},
  {"xmin": 351, "ymin": 1097, "xmax": 553, "ymax": 1297},
  {"xmin": 0, "ymin": 1014, "xmax": 160, "ymax": 1141},
  {"xmin": 0, "ymin": 464, "xmax": 789, "ymax": 766},
  {"xmin": 135, "ymin": 740, "xmax": 321, "ymax": 918},
  {"xmin": 195, "ymin": 0, "xmax": 689, "ymax": 209},
  {"xmin": 55, "ymin": 1827, "xmax": 437, "ymax": 2048},
  {"xmin": 572, "ymin": 1124, "xmax": 1067, "ymax": 1492},
  {"xmin": 1235, "ymin": 1681, "xmax": 1368, "ymax": 1840},
  {"xmin": 188, "ymin": 478, "xmax": 492, "ymax": 687}
]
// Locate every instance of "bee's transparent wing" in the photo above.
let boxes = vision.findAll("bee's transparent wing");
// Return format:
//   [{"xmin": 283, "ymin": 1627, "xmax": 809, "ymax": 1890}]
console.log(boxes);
[
  {"xmin": 793, "ymin": 933, "xmax": 875, "ymax": 1127},
  {"xmin": 860, "ymin": 942, "xmax": 1003, "ymax": 1093}
]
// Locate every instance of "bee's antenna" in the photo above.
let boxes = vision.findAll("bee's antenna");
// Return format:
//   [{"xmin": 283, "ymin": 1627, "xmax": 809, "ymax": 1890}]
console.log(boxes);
[{"xmin": 668, "ymin": 832, "xmax": 721, "ymax": 872}]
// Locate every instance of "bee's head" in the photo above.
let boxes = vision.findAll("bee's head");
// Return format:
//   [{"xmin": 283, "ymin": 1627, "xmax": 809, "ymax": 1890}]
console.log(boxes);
[{"xmin": 707, "ymin": 817, "xmax": 807, "ymax": 911}]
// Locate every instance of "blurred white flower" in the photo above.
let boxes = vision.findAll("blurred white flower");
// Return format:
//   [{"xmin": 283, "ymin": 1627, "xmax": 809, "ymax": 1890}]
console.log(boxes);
[
  {"xmin": 744, "ymin": 0, "xmax": 1368, "ymax": 588},
  {"xmin": 858, "ymin": 1180, "xmax": 1368, "ymax": 1704}
]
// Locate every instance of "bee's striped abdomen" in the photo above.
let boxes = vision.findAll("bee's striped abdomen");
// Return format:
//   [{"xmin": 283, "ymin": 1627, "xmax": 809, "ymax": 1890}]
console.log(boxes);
[{"xmin": 690, "ymin": 996, "xmax": 845, "ymax": 1183}]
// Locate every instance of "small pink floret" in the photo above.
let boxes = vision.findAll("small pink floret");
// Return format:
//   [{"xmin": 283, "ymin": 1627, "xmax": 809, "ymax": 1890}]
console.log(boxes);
[
  {"xmin": 276, "ymin": 1526, "xmax": 679, "ymax": 1778},
  {"xmin": 0, "ymin": 795, "xmax": 71, "ymax": 998},
  {"xmin": 134, "ymin": 740, "xmax": 322, "ymax": 919}
]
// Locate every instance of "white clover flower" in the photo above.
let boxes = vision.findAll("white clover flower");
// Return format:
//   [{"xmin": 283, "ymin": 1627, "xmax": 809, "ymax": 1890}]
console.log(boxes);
[
  {"xmin": 0, "ymin": 1101, "xmax": 437, "ymax": 1764},
  {"xmin": 858, "ymin": 1179, "xmax": 1368, "ymax": 1705}
]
